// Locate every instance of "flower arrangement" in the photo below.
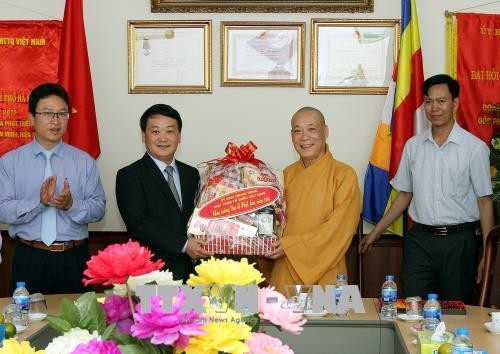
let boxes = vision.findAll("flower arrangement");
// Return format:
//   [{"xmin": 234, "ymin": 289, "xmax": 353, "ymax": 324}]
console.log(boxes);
[
  {"xmin": 0, "ymin": 338, "xmax": 45, "ymax": 354},
  {"xmin": 491, "ymin": 133, "xmax": 500, "ymax": 202},
  {"xmin": 5, "ymin": 240, "xmax": 306, "ymax": 354}
]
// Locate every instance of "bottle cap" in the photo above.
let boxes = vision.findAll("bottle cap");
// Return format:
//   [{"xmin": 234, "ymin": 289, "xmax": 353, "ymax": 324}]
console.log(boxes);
[
  {"xmin": 337, "ymin": 274, "xmax": 346, "ymax": 280},
  {"xmin": 385, "ymin": 275, "xmax": 394, "ymax": 281},
  {"xmin": 427, "ymin": 293, "xmax": 438, "ymax": 300},
  {"xmin": 456, "ymin": 328, "xmax": 469, "ymax": 336},
  {"xmin": 16, "ymin": 281, "xmax": 26, "ymax": 288}
]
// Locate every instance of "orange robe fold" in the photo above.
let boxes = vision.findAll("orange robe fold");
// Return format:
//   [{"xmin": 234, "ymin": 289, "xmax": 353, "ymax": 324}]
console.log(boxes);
[{"xmin": 268, "ymin": 149, "xmax": 361, "ymax": 294}]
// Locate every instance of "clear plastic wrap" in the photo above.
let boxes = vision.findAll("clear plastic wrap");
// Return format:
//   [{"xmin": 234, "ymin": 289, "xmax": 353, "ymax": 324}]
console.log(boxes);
[{"xmin": 188, "ymin": 142, "xmax": 286, "ymax": 255}]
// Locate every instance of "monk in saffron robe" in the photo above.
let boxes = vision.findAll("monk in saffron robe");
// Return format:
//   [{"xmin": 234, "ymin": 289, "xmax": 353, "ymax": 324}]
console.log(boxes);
[{"xmin": 265, "ymin": 107, "xmax": 361, "ymax": 294}]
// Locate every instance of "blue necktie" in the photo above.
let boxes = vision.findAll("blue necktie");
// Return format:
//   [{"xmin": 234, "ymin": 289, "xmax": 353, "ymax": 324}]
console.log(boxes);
[{"xmin": 41, "ymin": 151, "xmax": 56, "ymax": 246}]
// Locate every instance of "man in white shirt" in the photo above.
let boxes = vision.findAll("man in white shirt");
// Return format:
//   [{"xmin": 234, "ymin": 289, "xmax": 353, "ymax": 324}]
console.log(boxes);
[{"xmin": 360, "ymin": 74, "xmax": 494, "ymax": 303}]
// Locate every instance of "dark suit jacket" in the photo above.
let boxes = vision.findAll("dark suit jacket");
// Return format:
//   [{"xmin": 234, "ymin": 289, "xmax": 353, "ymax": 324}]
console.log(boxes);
[{"xmin": 116, "ymin": 153, "xmax": 199, "ymax": 282}]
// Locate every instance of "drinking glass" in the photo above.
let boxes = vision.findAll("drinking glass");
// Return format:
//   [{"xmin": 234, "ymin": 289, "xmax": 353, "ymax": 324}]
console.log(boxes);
[
  {"xmin": 28, "ymin": 293, "xmax": 47, "ymax": 321},
  {"xmin": 1, "ymin": 304, "xmax": 17, "ymax": 324},
  {"xmin": 405, "ymin": 296, "xmax": 422, "ymax": 319}
]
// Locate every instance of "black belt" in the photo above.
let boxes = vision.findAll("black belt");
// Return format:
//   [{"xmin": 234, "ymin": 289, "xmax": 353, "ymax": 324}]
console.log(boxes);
[{"xmin": 412, "ymin": 222, "xmax": 478, "ymax": 236}]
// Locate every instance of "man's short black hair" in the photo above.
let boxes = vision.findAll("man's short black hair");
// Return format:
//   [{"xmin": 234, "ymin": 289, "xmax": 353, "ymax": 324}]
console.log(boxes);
[
  {"xmin": 28, "ymin": 83, "xmax": 70, "ymax": 116},
  {"xmin": 139, "ymin": 104, "xmax": 182, "ymax": 132},
  {"xmin": 422, "ymin": 74, "xmax": 460, "ymax": 99}
]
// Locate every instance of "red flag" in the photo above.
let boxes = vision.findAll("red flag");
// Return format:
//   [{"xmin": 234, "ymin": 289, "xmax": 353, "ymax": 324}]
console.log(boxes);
[{"xmin": 58, "ymin": 0, "xmax": 100, "ymax": 158}]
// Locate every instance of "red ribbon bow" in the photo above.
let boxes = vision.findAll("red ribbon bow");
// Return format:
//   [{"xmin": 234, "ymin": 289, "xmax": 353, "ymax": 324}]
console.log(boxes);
[{"xmin": 220, "ymin": 141, "xmax": 264, "ymax": 166}]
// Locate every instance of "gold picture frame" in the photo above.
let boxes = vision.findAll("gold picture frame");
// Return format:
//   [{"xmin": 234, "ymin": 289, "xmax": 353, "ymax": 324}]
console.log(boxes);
[
  {"xmin": 151, "ymin": 0, "xmax": 374, "ymax": 13},
  {"xmin": 221, "ymin": 22, "xmax": 305, "ymax": 87},
  {"xmin": 311, "ymin": 19, "xmax": 400, "ymax": 95},
  {"xmin": 128, "ymin": 20, "xmax": 211, "ymax": 94}
]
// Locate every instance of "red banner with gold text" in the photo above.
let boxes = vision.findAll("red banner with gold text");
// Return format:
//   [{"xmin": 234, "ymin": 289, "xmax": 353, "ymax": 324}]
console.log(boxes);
[
  {"xmin": 456, "ymin": 13, "xmax": 500, "ymax": 144},
  {"xmin": 0, "ymin": 21, "xmax": 62, "ymax": 156}
]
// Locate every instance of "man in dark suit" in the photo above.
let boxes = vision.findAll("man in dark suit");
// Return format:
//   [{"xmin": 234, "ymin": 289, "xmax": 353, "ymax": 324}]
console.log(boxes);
[{"xmin": 116, "ymin": 104, "xmax": 212, "ymax": 281}]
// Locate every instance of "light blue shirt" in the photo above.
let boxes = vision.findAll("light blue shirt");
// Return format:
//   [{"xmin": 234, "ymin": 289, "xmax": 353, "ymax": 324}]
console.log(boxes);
[
  {"xmin": 391, "ymin": 122, "xmax": 492, "ymax": 225},
  {"xmin": 148, "ymin": 154, "xmax": 183, "ymax": 207},
  {"xmin": 0, "ymin": 140, "xmax": 106, "ymax": 241}
]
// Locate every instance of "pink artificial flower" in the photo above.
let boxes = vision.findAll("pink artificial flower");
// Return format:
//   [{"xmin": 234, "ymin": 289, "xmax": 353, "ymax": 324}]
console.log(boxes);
[
  {"xmin": 131, "ymin": 289, "xmax": 205, "ymax": 348},
  {"xmin": 245, "ymin": 333, "xmax": 294, "ymax": 354},
  {"xmin": 71, "ymin": 339, "xmax": 121, "ymax": 354},
  {"xmin": 82, "ymin": 239, "xmax": 165, "ymax": 286},
  {"xmin": 103, "ymin": 295, "xmax": 133, "ymax": 335},
  {"xmin": 115, "ymin": 318, "xmax": 134, "ymax": 335},
  {"xmin": 258, "ymin": 287, "xmax": 307, "ymax": 335}
]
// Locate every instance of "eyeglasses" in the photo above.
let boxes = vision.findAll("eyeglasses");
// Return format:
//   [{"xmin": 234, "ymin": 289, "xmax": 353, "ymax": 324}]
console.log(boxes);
[{"xmin": 35, "ymin": 111, "xmax": 70, "ymax": 120}]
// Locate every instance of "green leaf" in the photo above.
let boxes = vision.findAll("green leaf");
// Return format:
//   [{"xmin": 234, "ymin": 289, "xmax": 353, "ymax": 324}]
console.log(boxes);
[
  {"xmin": 243, "ymin": 313, "xmax": 260, "ymax": 332},
  {"xmin": 113, "ymin": 332, "xmax": 136, "ymax": 345},
  {"xmin": 118, "ymin": 344, "xmax": 149, "ymax": 354},
  {"xmin": 47, "ymin": 315, "xmax": 72, "ymax": 332},
  {"xmin": 138, "ymin": 340, "xmax": 169, "ymax": 354},
  {"xmin": 74, "ymin": 292, "xmax": 107, "ymax": 333},
  {"xmin": 101, "ymin": 323, "xmax": 116, "ymax": 340},
  {"xmin": 94, "ymin": 302, "xmax": 107, "ymax": 334},
  {"xmin": 222, "ymin": 285, "xmax": 235, "ymax": 309},
  {"xmin": 75, "ymin": 292, "xmax": 98, "ymax": 320},
  {"xmin": 59, "ymin": 298, "xmax": 80, "ymax": 326}
]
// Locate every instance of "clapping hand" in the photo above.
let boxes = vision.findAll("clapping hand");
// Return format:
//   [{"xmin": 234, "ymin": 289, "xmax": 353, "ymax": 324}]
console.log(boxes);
[{"xmin": 40, "ymin": 177, "xmax": 73, "ymax": 210}]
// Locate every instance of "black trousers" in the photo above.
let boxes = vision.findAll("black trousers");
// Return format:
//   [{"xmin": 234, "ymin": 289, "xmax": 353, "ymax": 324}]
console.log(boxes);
[
  {"xmin": 9, "ymin": 240, "xmax": 89, "ymax": 295},
  {"xmin": 400, "ymin": 227, "xmax": 477, "ymax": 303}
]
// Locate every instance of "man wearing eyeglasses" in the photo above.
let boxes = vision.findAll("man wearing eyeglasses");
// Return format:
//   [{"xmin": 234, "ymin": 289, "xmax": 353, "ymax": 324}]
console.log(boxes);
[{"xmin": 0, "ymin": 83, "xmax": 105, "ymax": 294}]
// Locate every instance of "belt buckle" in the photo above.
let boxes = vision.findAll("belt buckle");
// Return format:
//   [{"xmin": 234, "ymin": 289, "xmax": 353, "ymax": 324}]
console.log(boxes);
[
  {"xmin": 50, "ymin": 242, "xmax": 67, "ymax": 252},
  {"xmin": 434, "ymin": 226, "xmax": 447, "ymax": 236}
]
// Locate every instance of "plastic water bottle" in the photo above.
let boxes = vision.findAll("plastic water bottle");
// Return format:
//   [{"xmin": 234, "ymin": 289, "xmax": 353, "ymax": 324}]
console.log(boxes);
[
  {"xmin": 423, "ymin": 293, "xmax": 441, "ymax": 331},
  {"xmin": 380, "ymin": 275, "xmax": 397, "ymax": 319},
  {"xmin": 451, "ymin": 328, "xmax": 473, "ymax": 353},
  {"xmin": 334, "ymin": 273, "xmax": 347, "ymax": 317},
  {"xmin": 12, "ymin": 282, "xmax": 30, "ymax": 331}
]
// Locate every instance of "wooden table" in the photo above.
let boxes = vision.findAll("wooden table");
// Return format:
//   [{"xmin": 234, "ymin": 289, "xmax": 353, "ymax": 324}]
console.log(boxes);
[
  {"xmin": 1, "ymin": 296, "xmax": 498, "ymax": 353},
  {"xmin": 262, "ymin": 299, "xmax": 499, "ymax": 354},
  {"xmin": 0, "ymin": 294, "xmax": 79, "ymax": 342},
  {"xmin": 394, "ymin": 300, "xmax": 499, "ymax": 354}
]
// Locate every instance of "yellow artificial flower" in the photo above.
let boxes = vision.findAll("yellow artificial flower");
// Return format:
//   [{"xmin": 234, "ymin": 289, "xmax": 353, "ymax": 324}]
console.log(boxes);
[
  {"xmin": 187, "ymin": 257, "xmax": 265, "ymax": 286},
  {"xmin": 179, "ymin": 308, "xmax": 252, "ymax": 354},
  {"xmin": 0, "ymin": 338, "xmax": 45, "ymax": 354}
]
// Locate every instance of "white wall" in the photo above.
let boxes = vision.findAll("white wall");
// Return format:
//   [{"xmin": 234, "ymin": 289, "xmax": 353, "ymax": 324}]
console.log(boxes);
[{"xmin": 1, "ymin": 0, "xmax": 499, "ymax": 231}]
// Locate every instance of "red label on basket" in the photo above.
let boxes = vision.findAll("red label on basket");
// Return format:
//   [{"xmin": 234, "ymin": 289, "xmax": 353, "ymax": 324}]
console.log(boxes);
[{"xmin": 199, "ymin": 186, "xmax": 279, "ymax": 219}]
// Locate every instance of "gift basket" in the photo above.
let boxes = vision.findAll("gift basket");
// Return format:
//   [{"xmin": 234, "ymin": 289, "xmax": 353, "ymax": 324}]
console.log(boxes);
[{"xmin": 188, "ymin": 141, "xmax": 286, "ymax": 255}]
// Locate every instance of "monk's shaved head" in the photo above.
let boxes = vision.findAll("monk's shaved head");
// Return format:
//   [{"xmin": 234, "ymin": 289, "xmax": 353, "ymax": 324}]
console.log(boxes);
[
  {"xmin": 290, "ymin": 106, "xmax": 329, "ymax": 167},
  {"xmin": 291, "ymin": 107, "xmax": 325, "ymax": 127}
]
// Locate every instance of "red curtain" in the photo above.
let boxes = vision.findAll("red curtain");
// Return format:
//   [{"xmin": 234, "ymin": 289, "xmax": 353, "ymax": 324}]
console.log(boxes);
[
  {"xmin": 0, "ymin": 21, "xmax": 62, "ymax": 156},
  {"xmin": 456, "ymin": 13, "xmax": 500, "ymax": 144}
]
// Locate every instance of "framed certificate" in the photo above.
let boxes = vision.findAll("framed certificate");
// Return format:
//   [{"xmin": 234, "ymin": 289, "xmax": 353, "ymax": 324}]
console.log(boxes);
[
  {"xmin": 128, "ymin": 20, "xmax": 211, "ymax": 94},
  {"xmin": 221, "ymin": 22, "xmax": 305, "ymax": 87},
  {"xmin": 311, "ymin": 19, "xmax": 400, "ymax": 95},
  {"xmin": 151, "ymin": 0, "xmax": 374, "ymax": 13}
]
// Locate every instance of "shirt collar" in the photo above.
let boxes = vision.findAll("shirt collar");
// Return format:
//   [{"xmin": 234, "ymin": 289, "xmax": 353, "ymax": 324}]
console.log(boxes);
[
  {"xmin": 425, "ymin": 121, "xmax": 463, "ymax": 146},
  {"xmin": 447, "ymin": 121, "xmax": 463, "ymax": 145},
  {"xmin": 31, "ymin": 139, "xmax": 64, "ymax": 158},
  {"xmin": 148, "ymin": 153, "xmax": 178, "ymax": 174}
]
